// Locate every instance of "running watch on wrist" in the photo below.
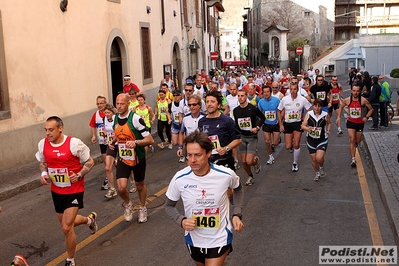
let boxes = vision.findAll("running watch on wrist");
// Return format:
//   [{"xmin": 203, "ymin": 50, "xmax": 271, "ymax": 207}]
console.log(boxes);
[
  {"xmin": 225, "ymin": 146, "xmax": 230, "ymax": 152},
  {"xmin": 232, "ymin": 213, "xmax": 242, "ymax": 220}
]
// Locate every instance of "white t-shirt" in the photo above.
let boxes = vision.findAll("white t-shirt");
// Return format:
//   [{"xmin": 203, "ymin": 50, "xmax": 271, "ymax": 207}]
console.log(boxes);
[
  {"xmin": 278, "ymin": 94, "xmax": 312, "ymax": 123},
  {"xmin": 166, "ymin": 163, "xmax": 240, "ymax": 248},
  {"xmin": 181, "ymin": 113, "xmax": 205, "ymax": 136},
  {"xmin": 226, "ymin": 94, "xmax": 239, "ymax": 119}
]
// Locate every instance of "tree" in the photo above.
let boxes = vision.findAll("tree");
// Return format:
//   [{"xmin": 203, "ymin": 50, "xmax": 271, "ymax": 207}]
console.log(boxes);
[{"xmin": 287, "ymin": 38, "xmax": 308, "ymax": 51}]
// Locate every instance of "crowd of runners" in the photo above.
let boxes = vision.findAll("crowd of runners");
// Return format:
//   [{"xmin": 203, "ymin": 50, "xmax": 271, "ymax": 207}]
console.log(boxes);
[{"xmin": 34, "ymin": 65, "xmax": 393, "ymax": 266}]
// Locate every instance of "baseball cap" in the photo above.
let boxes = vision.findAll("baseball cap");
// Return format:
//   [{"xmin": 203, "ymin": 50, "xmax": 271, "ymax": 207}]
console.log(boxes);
[
  {"xmin": 186, "ymin": 78, "xmax": 194, "ymax": 84},
  {"xmin": 172, "ymin": 90, "xmax": 181, "ymax": 96}
]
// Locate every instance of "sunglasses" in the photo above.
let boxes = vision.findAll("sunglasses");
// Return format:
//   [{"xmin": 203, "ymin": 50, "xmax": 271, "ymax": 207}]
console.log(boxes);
[
  {"xmin": 290, "ymin": 82, "xmax": 298, "ymax": 85},
  {"xmin": 272, "ymin": 86, "xmax": 278, "ymax": 88},
  {"xmin": 188, "ymin": 103, "xmax": 198, "ymax": 107},
  {"xmin": 317, "ymin": 79, "xmax": 324, "ymax": 82},
  {"xmin": 185, "ymin": 90, "xmax": 193, "ymax": 92}
]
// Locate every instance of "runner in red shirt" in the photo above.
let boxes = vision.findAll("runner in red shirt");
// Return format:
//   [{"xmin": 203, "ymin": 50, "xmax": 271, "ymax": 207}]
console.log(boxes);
[
  {"xmin": 36, "ymin": 116, "xmax": 97, "ymax": 266},
  {"xmin": 123, "ymin": 75, "xmax": 141, "ymax": 93}
]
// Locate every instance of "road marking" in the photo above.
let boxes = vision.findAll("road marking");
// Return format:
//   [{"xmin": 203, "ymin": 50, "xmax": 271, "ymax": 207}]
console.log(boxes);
[
  {"xmin": 355, "ymin": 149, "xmax": 384, "ymax": 247},
  {"xmin": 46, "ymin": 186, "xmax": 169, "ymax": 266}
]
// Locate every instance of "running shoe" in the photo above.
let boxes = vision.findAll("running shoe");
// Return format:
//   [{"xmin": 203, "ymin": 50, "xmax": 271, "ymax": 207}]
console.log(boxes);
[
  {"xmin": 12, "ymin": 255, "xmax": 29, "ymax": 266},
  {"xmin": 65, "ymin": 261, "xmax": 75, "ymax": 266},
  {"xmin": 337, "ymin": 129, "xmax": 343, "ymax": 134},
  {"xmin": 123, "ymin": 201, "xmax": 133, "ymax": 222},
  {"xmin": 271, "ymin": 144, "xmax": 275, "ymax": 152},
  {"xmin": 266, "ymin": 155, "xmax": 275, "ymax": 165},
  {"xmin": 101, "ymin": 178, "xmax": 109, "ymax": 190},
  {"xmin": 138, "ymin": 206, "xmax": 148, "ymax": 223},
  {"xmin": 168, "ymin": 143, "xmax": 173, "ymax": 150},
  {"xmin": 314, "ymin": 173, "xmax": 320, "ymax": 181},
  {"xmin": 289, "ymin": 148, "xmax": 293, "ymax": 153},
  {"xmin": 88, "ymin": 212, "xmax": 98, "ymax": 234},
  {"xmin": 368, "ymin": 127, "xmax": 378, "ymax": 130},
  {"xmin": 179, "ymin": 156, "xmax": 185, "ymax": 163},
  {"xmin": 254, "ymin": 156, "xmax": 261, "ymax": 174},
  {"xmin": 245, "ymin": 177, "xmax": 254, "ymax": 186},
  {"xmin": 292, "ymin": 163, "xmax": 298, "ymax": 172},
  {"xmin": 104, "ymin": 187, "xmax": 117, "ymax": 198},
  {"xmin": 319, "ymin": 167, "xmax": 326, "ymax": 178},
  {"xmin": 350, "ymin": 158, "xmax": 356, "ymax": 168},
  {"xmin": 129, "ymin": 183, "xmax": 137, "ymax": 193},
  {"xmin": 159, "ymin": 142, "xmax": 165, "ymax": 149}
]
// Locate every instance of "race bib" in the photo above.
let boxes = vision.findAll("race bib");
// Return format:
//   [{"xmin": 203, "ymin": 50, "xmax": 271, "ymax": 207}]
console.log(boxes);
[
  {"xmin": 118, "ymin": 143, "xmax": 136, "ymax": 161},
  {"xmin": 107, "ymin": 131, "xmax": 115, "ymax": 144},
  {"xmin": 97, "ymin": 124, "xmax": 106, "ymax": 145},
  {"xmin": 349, "ymin": 107, "xmax": 361, "ymax": 118},
  {"xmin": 208, "ymin": 135, "xmax": 221, "ymax": 155},
  {"xmin": 192, "ymin": 207, "xmax": 220, "ymax": 232},
  {"xmin": 265, "ymin": 110, "xmax": 276, "ymax": 121},
  {"xmin": 332, "ymin": 93, "xmax": 339, "ymax": 101},
  {"xmin": 286, "ymin": 110, "xmax": 301, "ymax": 122},
  {"xmin": 309, "ymin": 127, "xmax": 322, "ymax": 139},
  {"xmin": 48, "ymin": 167, "xmax": 71, "ymax": 187},
  {"xmin": 237, "ymin": 117, "xmax": 252, "ymax": 131},
  {"xmin": 316, "ymin": 91, "xmax": 326, "ymax": 100},
  {"xmin": 174, "ymin": 115, "xmax": 180, "ymax": 122}
]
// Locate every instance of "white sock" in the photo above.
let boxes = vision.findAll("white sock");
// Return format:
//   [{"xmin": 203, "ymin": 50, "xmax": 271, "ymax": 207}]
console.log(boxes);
[
  {"xmin": 87, "ymin": 217, "xmax": 92, "ymax": 226},
  {"xmin": 338, "ymin": 127, "xmax": 341, "ymax": 131},
  {"xmin": 293, "ymin": 148, "xmax": 300, "ymax": 164},
  {"xmin": 66, "ymin": 258, "xmax": 75, "ymax": 263}
]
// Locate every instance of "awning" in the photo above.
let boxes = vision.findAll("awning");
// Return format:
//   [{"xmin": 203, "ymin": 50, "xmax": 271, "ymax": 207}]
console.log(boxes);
[
  {"xmin": 206, "ymin": 0, "xmax": 225, "ymax": 12},
  {"xmin": 222, "ymin": 60, "xmax": 249, "ymax": 68}
]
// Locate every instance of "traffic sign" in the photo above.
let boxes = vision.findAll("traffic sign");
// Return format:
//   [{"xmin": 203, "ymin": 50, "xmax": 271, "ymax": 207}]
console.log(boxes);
[
  {"xmin": 210, "ymin": 52, "xmax": 219, "ymax": 61},
  {"xmin": 296, "ymin": 47, "xmax": 303, "ymax": 55}
]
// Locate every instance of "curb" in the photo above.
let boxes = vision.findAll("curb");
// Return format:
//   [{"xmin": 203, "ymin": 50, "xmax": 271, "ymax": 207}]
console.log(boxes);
[{"xmin": 362, "ymin": 134, "xmax": 399, "ymax": 246}]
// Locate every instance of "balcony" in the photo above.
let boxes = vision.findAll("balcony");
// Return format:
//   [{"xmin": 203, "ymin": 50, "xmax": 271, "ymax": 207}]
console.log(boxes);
[
  {"xmin": 335, "ymin": 0, "xmax": 357, "ymax": 5},
  {"xmin": 335, "ymin": 16, "xmax": 357, "ymax": 27},
  {"xmin": 356, "ymin": 0, "xmax": 399, "ymax": 4},
  {"xmin": 356, "ymin": 15, "xmax": 399, "ymax": 27}
]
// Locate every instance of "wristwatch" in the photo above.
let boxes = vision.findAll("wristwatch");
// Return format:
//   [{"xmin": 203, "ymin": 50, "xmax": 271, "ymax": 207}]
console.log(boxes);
[
  {"xmin": 225, "ymin": 146, "xmax": 230, "ymax": 152},
  {"xmin": 134, "ymin": 140, "xmax": 139, "ymax": 145},
  {"xmin": 232, "ymin": 213, "xmax": 242, "ymax": 220},
  {"xmin": 77, "ymin": 173, "xmax": 82, "ymax": 181}
]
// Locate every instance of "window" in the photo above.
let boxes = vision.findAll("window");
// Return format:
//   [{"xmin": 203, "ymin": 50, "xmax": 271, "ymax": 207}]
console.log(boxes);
[
  {"xmin": 226, "ymin": 42, "xmax": 230, "ymax": 47},
  {"xmin": 304, "ymin": 11, "xmax": 310, "ymax": 17},
  {"xmin": 225, "ymin": 51, "xmax": 232, "ymax": 59},
  {"xmin": 182, "ymin": 0, "xmax": 188, "ymax": 25},
  {"xmin": 140, "ymin": 23, "xmax": 153, "ymax": 84},
  {"xmin": 0, "ymin": 10, "xmax": 10, "ymax": 120}
]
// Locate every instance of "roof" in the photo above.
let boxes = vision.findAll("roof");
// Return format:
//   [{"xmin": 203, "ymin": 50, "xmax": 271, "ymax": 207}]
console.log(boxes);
[
  {"xmin": 205, "ymin": 0, "xmax": 225, "ymax": 12},
  {"xmin": 333, "ymin": 47, "xmax": 364, "ymax": 60},
  {"xmin": 263, "ymin": 22, "xmax": 289, "ymax": 33}
]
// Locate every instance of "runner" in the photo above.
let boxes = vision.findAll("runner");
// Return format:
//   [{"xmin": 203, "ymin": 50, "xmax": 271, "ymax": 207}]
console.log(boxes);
[
  {"xmin": 103, "ymin": 104, "xmax": 118, "ymax": 199},
  {"xmin": 36, "ymin": 116, "xmax": 97, "ymax": 266},
  {"xmin": 198, "ymin": 90, "xmax": 241, "ymax": 172},
  {"xmin": 109, "ymin": 93, "xmax": 155, "ymax": 222},
  {"xmin": 278, "ymin": 77, "xmax": 312, "ymax": 172},
  {"xmin": 336, "ymin": 84, "xmax": 373, "ymax": 167},
  {"xmin": 128, "ymin": 88, "xmax": 139, "ymax": 112},
  {"xmin": 155, "ymin": 90, "xmax": 172, "ymax": 149},
  {"xmin": 89, "ymin": 96, "xmax": 108, "ymax": 190},
  {"xmin": 225, "ymin": 83, "xmax": 241, "ymax": 169},
  {"xmin": 165, "ymin": 131, "xmax": 244, "ymax": 266},
  {"xmin": 169, "ymin": 90, "xmax": 183, "ymax": 156},
  {"xmin": 177, "ymin": 94, "xmax": 206, "ymax": 162},
  {"xmin": 233, "ymin": 90, "xmax": 265, "ymax": 185},
  {"xmin": 328, "ymin": 76, "xmax": 344, "ymax": 134},
  {"xmin": 135, "ymin": 93, "xmax": 156, "ymax": 153},
  {"xmin": 301, "ymin": 99, "xmax": 332, "ymax": 181},
  {"xmin": 258, "ymin": 85, "xmax": 281, "ymax": 165}
]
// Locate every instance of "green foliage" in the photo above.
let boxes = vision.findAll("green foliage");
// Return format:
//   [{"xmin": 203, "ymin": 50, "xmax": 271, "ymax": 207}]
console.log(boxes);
[
  {"xmin": 287, "ymin": 38, "xmax": 308, "ymax": 51},
  {"xmin": 390, "ymin": 68, "xmax": 399, "ymax": 78}
]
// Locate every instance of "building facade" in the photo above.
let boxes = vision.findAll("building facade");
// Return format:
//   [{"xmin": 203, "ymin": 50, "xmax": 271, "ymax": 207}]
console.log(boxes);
[
  {"xmin": 335, "ymin": 0, "xmax": 399, "ymax": 44},
  {"xmin": 0, "ymin": 0, "xmax": 222, "ymax": 171}
]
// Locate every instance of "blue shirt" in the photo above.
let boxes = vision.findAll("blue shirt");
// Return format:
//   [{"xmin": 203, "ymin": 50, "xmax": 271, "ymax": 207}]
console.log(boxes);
[{"xmin": 258, "ymin": 96, "xmax": 280, "ymax": 125}]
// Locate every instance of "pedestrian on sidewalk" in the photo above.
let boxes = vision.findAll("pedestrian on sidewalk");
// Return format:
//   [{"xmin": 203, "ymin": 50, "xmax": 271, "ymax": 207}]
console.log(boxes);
[
  {"xmin": 36, "ymin": 116, "xmax": 98, "ymax": 266},
  {"xmin": 367, "ymin": 76, "xmax": 381, "ymax": 130},
  {"xmin": 165, "ymin": 131, "xmax": 244, "ymax": 266}
]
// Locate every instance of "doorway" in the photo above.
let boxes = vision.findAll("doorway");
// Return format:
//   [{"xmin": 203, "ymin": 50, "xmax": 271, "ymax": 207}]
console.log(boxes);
[{"xmin": 110, "ymin": 39, "xmax": 123, "ymax": 105}]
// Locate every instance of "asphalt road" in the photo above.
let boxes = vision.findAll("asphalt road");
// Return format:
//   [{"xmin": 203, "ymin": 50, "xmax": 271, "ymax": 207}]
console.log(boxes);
[{"xmin": 1, "ymin": 124, "xmax": 397, "ymax": 265}]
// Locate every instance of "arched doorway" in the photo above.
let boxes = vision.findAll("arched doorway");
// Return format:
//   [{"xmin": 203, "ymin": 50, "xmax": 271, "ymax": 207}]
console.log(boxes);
[
  {"xmin": 110, "ymin": 38, "xmax": 123, "ymax": 105},
  {"xmin": 172, "ymin": 42, "xmax": 181, "ymax": 91}
]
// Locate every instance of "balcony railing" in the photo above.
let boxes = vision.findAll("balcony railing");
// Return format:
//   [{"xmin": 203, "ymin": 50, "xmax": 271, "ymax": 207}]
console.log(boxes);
[
  {"xmin": 356, "ymin": 15, "xmax": 399, "ymax": 27},
  {"xmin": 335, "ymin": 16, "xmax": 357, "ymax": 27},
  {"xmin": 356, "ymin": 0, "xmax": 399, "ymax": 4}
]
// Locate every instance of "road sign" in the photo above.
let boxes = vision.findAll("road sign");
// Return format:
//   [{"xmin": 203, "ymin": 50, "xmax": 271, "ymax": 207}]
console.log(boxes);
[
  {"xmin": 210, "ymin": 52, "xmax": 219, "ymax": 61},
  {"xmin": 296, "ymin": 47, "xmax": 303, "ymax": 55}
]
